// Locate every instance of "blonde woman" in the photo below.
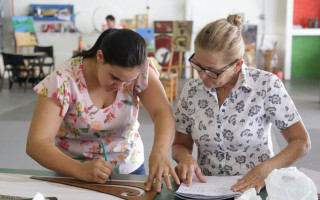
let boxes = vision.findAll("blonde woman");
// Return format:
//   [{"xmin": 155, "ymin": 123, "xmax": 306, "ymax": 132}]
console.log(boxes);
[{"xmin": 172, "ymin": 15, "xmax": 311, "ymax": 194}]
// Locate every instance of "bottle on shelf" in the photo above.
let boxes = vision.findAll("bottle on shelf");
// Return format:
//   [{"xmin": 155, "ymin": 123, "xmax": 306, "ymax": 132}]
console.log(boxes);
[
  {"xmin": 314, "ymin": 17, "xmax": 318, "ymax": 28},
  {"xmin": 308, "ymin": 17, "xmax": 313, "ymax": 28},
  {"xmin": 78, "ymin": 36, "xmax": 84, "ymax": 51}
]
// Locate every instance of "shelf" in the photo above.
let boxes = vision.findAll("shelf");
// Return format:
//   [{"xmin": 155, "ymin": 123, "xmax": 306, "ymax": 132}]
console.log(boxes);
[
  {"xmin": 292, "ymin": 28, "xmax": 320, "ymax": 36},
  {"xmin": 32, "ymin": 16, "xmax": 74, "ymax": 21},
  {"xmin": 30, "ymin": 4, "xmax": 74, "ymax": 21},
  {"xmin": 37, "ymin": 32, "xmax": 79, "ymax": 36},
  {"xmin": 36, "ymin": 32, "xmax": 100, "ymax": 37}
]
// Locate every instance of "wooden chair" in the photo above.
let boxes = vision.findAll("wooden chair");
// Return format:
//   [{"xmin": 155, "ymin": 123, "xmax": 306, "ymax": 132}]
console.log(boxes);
[
  {"xmin": 34, "ymin": 45, "xmax": 55, "ymax": 76},
  {"xmin": 139, "ymin": 57, "xmax": 179, "ymax": 107},
  {"xmin": 167, "ymin": 50, "xmax": 180, "ymax": 77},
  {"xmin": 159, "ymin": 53, "xmax": 179, "ymax": 106},
  {"xmin": 168, "ymin": 50, "xmax": 190, "ymax": 79},
  {"xmin": 1, "ymin": 53, "xmax": 34, "ymax": 92},
  {"xmin": 160, "ymin": 73, "xmax": 178, "ymax": 106}
]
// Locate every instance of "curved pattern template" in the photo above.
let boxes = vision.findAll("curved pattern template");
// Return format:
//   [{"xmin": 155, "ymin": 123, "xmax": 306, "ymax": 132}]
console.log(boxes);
[{"xmin": 31, "ymin": 176, "xmax": 157, "ymax": 200}]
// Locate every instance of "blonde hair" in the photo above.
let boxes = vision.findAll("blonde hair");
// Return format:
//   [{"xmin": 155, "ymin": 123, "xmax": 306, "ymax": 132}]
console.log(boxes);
[{"xmin": 194, "ymin": 15, "xmax": 245, "ymax": 62}]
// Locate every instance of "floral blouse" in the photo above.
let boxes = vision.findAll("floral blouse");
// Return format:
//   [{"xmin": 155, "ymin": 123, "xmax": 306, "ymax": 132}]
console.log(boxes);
[
  {"xmin": 34, "ymin": 57, "xmax": 157, "ymax": 174},
  {"xmin": 175, "ymin": 65, "xmax": 301, "ymax": 176}
]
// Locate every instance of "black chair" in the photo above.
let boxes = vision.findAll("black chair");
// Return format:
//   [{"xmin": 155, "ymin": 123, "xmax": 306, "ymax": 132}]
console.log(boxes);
[
  {"xmin": 34, "ymin": 45, "xmax": 55, "ymax": 75},
  {"xmin": 1, "ymin": 53, "xmax": 34, "ymax": 92}
]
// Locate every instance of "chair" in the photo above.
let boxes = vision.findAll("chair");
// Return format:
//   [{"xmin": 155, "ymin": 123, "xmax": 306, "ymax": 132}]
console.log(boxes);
[
  {"xmin": 1, "ymin": 53, "xmax": 33, "ymax": 92},
  {"xmin": 34, "ymin": 45, "xmax": 55, "ymax": 75},
  {"xmin": 160, "ymin": 73, "xmax": 178, "ymax": 106}
]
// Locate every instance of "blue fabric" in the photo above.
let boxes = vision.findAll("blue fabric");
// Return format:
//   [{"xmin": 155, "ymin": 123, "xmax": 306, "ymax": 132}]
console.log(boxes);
[{"xmin": 129, "ymin": 164, "xmax": 146, "ymax": 175}]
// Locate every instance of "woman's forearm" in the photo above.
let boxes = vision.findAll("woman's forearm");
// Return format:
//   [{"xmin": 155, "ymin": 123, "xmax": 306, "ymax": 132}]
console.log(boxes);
[
  {"xmin": 151, "ymin": 111, "xmax": 175, "ymax": 154},
  {"xmin": 26, "ymin": 139, "xmax": 81, "ymax": 178},
  {"xmin": 265, "ymin": 138, "xmax": 310, "ymax": 171},
  {"xmin": 266, "ymin": 121, "xmax": 311, "ymax": 171},
  {"xmin": 172, "ymin": 143, "xmax": 194, "ymax": 164}
]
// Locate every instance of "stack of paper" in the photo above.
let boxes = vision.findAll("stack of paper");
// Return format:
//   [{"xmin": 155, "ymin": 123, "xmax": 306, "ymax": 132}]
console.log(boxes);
[{"xmin": 175, "ymin": 175, "xmax": 242, "ymax": 199}]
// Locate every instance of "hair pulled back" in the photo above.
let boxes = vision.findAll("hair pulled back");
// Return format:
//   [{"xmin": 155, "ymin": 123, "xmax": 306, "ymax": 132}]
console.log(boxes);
[
  {"xmin": 194, "ymin": 15, "xmax": 245, "ymax": 62},
  {"xmin": 78, "ymin": 28, "xmax": 147, "ymax": 68}
]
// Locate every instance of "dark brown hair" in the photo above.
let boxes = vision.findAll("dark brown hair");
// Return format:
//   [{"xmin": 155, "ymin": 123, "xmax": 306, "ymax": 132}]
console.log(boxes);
[{"xmin": 77, "ymin": 29, "xmax": 147, "ymax": 69}]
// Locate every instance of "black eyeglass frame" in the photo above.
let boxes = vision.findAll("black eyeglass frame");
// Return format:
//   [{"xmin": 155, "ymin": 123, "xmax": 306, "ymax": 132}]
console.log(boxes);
[{"xmin": 188, "ymin": 53, "xmax": 239, "ymax": 79}]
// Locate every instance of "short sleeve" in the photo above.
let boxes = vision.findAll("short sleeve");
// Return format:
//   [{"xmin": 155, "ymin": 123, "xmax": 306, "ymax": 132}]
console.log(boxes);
[
  {"xmin": 264, "ymin": 74, "xmax": 301, "ymax": 131},
  {"xmin": 134, "ymin": 58, "xmax": 160, "ymax": 93},
  {"xmin": 175, "ymin": 81, "xmax": 192, "ymax": 135},
  {"xmin": 33, "ymin": 73, "xmax": 72, "ymax": 116}
]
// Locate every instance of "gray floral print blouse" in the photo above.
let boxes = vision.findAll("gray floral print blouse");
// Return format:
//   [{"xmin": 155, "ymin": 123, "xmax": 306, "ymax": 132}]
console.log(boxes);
[{"xmin": 175, "ymin": 65, "xmax": 301, "ymax": 176}]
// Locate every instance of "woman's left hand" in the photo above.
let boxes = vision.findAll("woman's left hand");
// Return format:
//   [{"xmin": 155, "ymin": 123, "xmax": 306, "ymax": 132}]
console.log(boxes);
[
  {"xmin": 145, "ymin": 150, "xmax": 180, "ymax": 193},
  {"xmin": 231, "ymin": 162, "xmax": 271, "ymax": 194}
]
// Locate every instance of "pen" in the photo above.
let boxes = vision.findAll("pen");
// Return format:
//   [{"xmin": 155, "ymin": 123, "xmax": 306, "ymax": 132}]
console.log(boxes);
[{"xmin": 101, "ymin": 142, "xmax": 111, "ymax": 181}]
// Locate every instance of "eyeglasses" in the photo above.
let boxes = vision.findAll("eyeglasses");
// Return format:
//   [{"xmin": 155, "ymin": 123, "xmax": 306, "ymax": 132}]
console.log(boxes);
[{"xmin": 188, "ymin": 53, "xmax": 239, "ymax": 79}]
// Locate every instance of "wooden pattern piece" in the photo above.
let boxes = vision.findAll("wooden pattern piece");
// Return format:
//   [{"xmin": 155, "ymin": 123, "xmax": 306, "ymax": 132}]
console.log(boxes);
[{"xmin": 31, "ymin": 176, "xmax": 158, "ymax": 200}]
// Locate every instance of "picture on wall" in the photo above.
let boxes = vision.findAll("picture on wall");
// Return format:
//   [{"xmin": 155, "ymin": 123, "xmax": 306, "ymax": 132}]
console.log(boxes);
[
  {"xmin": 136, "ymin": 14, "xmax": 148, "ymax": 28},
  {"xmin": 121, "ymin": 19, "xmax": 136, "ymax": 30},
  {"xmin": 135, "ymin": 28, "xmax": 155, "ymax": 52},
  {"xmin": 242, "ymin": 24, "xmax": 258, "ymax": 67},
  {"xmin": 242, "ymin": 24, "xmax": 257, "ymax": 45},
  {"xmin": 12, "ymin": 16, "xmax": 38, "ymax": 47},
  {"xmin": 172, "ymin": 21, "xmax": 193, "ymax": 51},
  {"xmin": 154, "ymin": 21, "xmax": 173, "ymax": 33},
  {"xmin": 155, "ymin": 35, "xmax": 180, "ymax": 68}
]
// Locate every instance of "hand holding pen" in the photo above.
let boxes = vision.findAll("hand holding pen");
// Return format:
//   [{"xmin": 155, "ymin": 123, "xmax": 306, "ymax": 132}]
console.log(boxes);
[
  {"xmin": 73, "ymin": 150, "xmax": 113, "ymax": 183},
  {"xmin": 102, "ymin": 142, "xmax": 112, "ymax": 181}
]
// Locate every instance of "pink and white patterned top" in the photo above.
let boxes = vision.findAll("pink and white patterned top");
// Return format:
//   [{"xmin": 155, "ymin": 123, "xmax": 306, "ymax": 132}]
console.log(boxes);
[{"xmin": 34, "ymin": 56, "xmax": 158, "ymax": 174}]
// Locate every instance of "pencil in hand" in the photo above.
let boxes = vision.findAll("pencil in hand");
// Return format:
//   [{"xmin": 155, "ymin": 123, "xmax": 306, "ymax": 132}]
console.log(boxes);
[{"xmin": 101, "ymin": 142, "xmax": 112, "ymax": 181}]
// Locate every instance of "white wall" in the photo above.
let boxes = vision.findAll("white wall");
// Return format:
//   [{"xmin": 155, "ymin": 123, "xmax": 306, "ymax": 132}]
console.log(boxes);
[
  {"xmin": 3, "ymin": 0, "xmax": 286, "ymax": 76},
  {"xmin": 14, "ymin": 0, "xmax": 186, "ymax": 26},
  {"xmin": 186, "ymin": 0, "xmax": 286, "ymax": 70},
  {"xmin": 12, "ymin": 0, "xmax": 186, "ymax": 67}
]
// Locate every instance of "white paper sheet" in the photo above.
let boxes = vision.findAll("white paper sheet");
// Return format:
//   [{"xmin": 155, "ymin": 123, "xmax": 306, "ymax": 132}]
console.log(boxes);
[
  {"xmin": 175, "ymin": 175, "xmax": 242, "ymax": 199},
  {"xmin": 0, "ymin": 173, "xmax": 122, "ymax": 200}
]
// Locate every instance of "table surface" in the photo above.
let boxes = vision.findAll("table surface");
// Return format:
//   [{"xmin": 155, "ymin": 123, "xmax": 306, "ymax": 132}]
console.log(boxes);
[{"xmin": 0, "ymin": 168, "xmax": 268, "ymax": 200}]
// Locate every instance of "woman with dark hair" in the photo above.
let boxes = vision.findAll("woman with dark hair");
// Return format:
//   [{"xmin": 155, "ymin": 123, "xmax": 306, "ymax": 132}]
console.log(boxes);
[{"xmin": 26, "ymin": 29, "xmax": 179, "ymax": 192}]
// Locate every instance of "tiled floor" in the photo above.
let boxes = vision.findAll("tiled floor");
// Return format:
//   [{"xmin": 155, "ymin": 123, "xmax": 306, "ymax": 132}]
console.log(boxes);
[{"xmin": 0, "ymin": 78, "xmax": 319, "ymax": 173}]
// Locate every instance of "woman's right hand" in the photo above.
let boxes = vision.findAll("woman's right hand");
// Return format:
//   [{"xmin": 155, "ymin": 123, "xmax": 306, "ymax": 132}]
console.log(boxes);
[
  {"xmin": 76, "ymin": 159, "xmax": 114, "ymax": 183},
  {"xmin": 174, "ymin": 154, "xmax": 206, "ymax": 187}
]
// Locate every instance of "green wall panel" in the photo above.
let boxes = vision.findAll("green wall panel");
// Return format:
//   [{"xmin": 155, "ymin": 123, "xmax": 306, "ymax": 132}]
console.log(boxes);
[{"xmin": 292, "ymin": 36, "xmax": 320, "ymax": 79}]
